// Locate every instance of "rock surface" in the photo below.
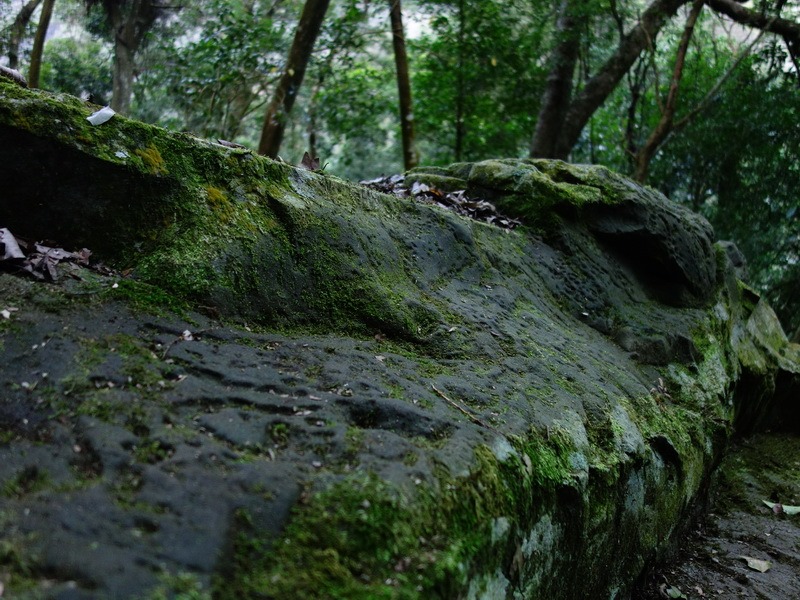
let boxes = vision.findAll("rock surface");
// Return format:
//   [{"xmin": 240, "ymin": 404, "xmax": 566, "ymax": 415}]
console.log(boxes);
[
  {"xmin": 0, "ymin": 81, "xmax": 798, "ymax": 599},
  {"xmin": 634, "ymin": 432, "xmax": 800, "ymax": 600}
]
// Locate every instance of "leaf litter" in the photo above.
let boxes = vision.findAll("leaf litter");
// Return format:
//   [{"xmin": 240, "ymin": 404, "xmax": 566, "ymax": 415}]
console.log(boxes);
[
  {"xmin": 0, "ymin": 227, "xmax": 112, "ymax": 282},
  {"xmin": 360, "ymin": 174, "xmax": 522, "ymax": 230}
]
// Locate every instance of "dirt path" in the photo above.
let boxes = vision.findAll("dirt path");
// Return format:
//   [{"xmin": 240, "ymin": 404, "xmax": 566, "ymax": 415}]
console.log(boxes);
[{"xmin": 634, "ymin": 432, "xmax": 800, "ymax": 599}]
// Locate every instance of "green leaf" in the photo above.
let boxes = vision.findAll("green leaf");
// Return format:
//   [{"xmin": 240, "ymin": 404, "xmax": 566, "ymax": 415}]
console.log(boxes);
[{"xmin": 763, "ymin": 500, "xmax": 800, "ymax": 515}]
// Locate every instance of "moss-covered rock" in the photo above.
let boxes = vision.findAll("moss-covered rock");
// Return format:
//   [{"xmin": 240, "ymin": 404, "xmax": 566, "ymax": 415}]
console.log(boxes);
[{"xmin": 0, "ymin": 82, "xmax": 798, "ymax": 599}]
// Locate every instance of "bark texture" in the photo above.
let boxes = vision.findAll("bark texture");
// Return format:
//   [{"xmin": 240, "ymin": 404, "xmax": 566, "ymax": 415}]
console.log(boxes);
[
  {"xmin": 389, "ymin": 0, "xmax": 418, "ymax": 170},
  {"xmin": 529, "ymin": 0, "xmax": 583, "ymax": 159},
  {"xmin": 26, "ymin": 0, "xmax": 55, "ymax": 88},
  {"xmin": 258, "ymin": 0, "xmax": 331, "ymax": 158},
  {"xmin": 533, "ymin": 0, "xmax": 800, "ymax": 160},
  {"xmin": 707, "ymin": 0, "xmax": 800, "ymax": 49},
  {"xmin": 86, "ymin": 0, "xmax": 160, "ymax": 114},
  {"xmin": 553, "ymin": 0, "xmax": 687, "ymax": 159}
]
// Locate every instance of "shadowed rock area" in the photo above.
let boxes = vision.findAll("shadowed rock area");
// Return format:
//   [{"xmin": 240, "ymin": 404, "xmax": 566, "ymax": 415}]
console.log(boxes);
[{"xmin": 0, "ymin": 81, "xmax": 798, "ymax": 599}]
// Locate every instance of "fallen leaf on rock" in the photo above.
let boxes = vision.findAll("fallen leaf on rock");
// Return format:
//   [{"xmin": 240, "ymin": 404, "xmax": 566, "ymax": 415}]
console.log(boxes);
[
  {"xmin": 658, "ymin": 583, "xmax": 686, "ymax": 598},
  {"xmin": 300, "ymin": 151, "xmax": 321, "ymax": 171},
  {"xmin": 1, "ymin": 229, "xmax": 104, "ymax": 282},
  {"xmin": 739, "ymin": 555, "xmax": 772, "ymax": 572},
  {"xmin": 361, "ymin": 175, "xmax": 522, "ymax": 230},
  {"xmin": 763, "ymin": 500, "xmax": 800, "ymax": 515}
]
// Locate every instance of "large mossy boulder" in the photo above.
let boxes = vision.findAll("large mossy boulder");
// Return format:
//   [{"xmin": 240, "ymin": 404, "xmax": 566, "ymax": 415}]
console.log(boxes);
[{"xmin": 0, "ymin": 81, "xmax": 798, "ymax": 598}]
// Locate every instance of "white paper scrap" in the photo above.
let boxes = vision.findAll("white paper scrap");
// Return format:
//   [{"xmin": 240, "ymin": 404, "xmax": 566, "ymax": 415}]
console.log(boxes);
[{"xmin": 87, "ymin": 106, "xmax": 116, "ymax": 126}]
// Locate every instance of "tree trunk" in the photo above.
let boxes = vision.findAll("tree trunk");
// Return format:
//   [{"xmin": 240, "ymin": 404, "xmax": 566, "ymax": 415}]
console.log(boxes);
[
  {"xmin": 707, "ymin": 0, "xmax": 800, "ymax": 72},
  {"xmin": 543, "ymin": 0, "xmax": 800, "ymax": 160},
  {"xmin": 7, "ymin": 0, "xmax": 43, "ymax": 70},
  {"xmin": 633, "ymin": 0, "xmax": 703, "ymax": 182},
  {"xmin": 552, "ymin": 0, "xmax": 688, "ymax": 159},
  {"xmin": 100, "ymin": 0, "xmax": 159, "ymax": 114},
  {"xmin": 389, "ymin": 0, "xmax": 417, "ymax": 170},
  {"xmin": 454, "ymin": 0, "xmax": 465, "ymax": 162},
  {"xmin": 530, "ymin": 0, "xmax": 583, "ymax": 158},
  {"xmin": 258, "ymin": 0, "xmax": 332, "ymax": 158},
  {"xmin": 111, "ymin": 38, "xmax": 136, "ymax": 114},
  {"xmin": 27, "ymin": 0, "xmax": 55, "ymax": 89}
]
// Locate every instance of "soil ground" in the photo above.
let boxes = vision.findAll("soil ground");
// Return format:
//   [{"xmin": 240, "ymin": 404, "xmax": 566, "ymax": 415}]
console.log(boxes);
[{"xmin": 633, "ymin": 432, "xmax": 800, "ymax": 600}]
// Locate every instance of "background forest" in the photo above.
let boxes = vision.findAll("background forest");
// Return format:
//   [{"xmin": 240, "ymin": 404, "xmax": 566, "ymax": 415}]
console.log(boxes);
[{"xmin": 1, "ymin": 0, "xmax": 799, "ymax": 339}]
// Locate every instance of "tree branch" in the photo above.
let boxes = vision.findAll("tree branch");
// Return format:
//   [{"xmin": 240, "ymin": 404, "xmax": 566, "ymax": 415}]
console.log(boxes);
[
  {"xmin": 634, "ymin": 0, "xmax": 704, "ymax": 182},
  {"xmin": 6, "ymin": 0, "xmax": 43, "ymax": 70},
  {"xmin": 553, "ymin": 0, "xmax": 687, "ymax": 159},
  {"xmin": 706, "ymin": 0, "xmax": 800, "ymax": 70}
]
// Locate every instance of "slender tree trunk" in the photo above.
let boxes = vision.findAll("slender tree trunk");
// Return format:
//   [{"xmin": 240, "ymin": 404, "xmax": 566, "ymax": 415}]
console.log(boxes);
[
  {"xmin": 454, "ymin": 0, "xmax": 465, "ymax": 162},
  {"xmin": 7, "ymin": 0, "xmax": 43, "ymax": 70},
  {"xmin": 27, "ymin": 0, "xmax": 55, "ymax": 89},
  {"xmin": 389, "ymin": 0, "xmax": 417, "ymax": 170},
  {"xmin": 633, "ymin": 0, "xmax": 703, "ymax": 182},
  {"xmin": 307, "ymin": 102, "xmax": 318, "ymax": 160},
  {"xmin": 530, "ymin": 0, "xmax": 582, "ymax": 158},
  {"xmin": 258, "ymin": 0, "xmax": 331, "ymax": 158},
  {"xmin": 623, "ymin": 58, "xmax": 649, "ymax": 165}
]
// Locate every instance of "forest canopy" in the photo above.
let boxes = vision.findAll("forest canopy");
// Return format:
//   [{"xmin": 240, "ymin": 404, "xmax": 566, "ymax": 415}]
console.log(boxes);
[{"xmin": 1, "ymin": 0, "xmax": 799, "ymax": 336}]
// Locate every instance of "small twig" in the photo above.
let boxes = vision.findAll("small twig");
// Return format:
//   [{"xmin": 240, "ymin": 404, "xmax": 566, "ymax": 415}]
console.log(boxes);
[{"xmin": 431, "ymin": 384, "xmax": 500, "ymax": 434}]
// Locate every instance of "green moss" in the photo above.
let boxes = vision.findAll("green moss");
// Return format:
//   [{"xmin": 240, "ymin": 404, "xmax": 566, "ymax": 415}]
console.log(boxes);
[
  {"xmin": 104, "ymin": 279, "xmax": 190, "ymax": 316},
  {"xmin": 204, "ymin": 185, "xmax": 235, "ymax": 223},
  {"xmin": 133, "ymin": 439, "xmax": 172, "ymax": 464},
  {"xmin": 215, "ymin": 431, "xmax": 576, "ymax": 599},
  {"xmin": 343, "ymin": 426, "xmax": 365, "ymax": 457},
  {"xmin": 0, "ymin": 531, "xmax": 41, "ymax": 594},
  {"xmin": 145, "ymin": 571, "xmax": 211, "ymax": 600},
  {"xmin": 135, "ymin": 144, "xmax": 167, "ymax": 175},
  {"xmin": 511, "ymin": 427, "xmax": 576, "ymax": 487},
  {"xmin": 46, "ymin": 333, "xmax": 170, "ymax": 432},
  {"xmin": 2, "ymin": 466, "xmax": 50, "ymax": 498}
]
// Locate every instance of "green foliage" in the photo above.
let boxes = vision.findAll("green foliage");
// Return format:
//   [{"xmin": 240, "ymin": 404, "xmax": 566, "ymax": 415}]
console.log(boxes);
[
  {"xmin": 646, "ymin": 44, "xmax": 800, "ymax": 334},
  {"xmin": 40, "ymin": 37, "xmax": 112, "ymax": 103},
  {"xmin": 411, "ymin": 0, "xmax": 549, "ymax": 164},
  {"xmin": 278, "ymin": 0, "xmax": 399, "ymax": 178},
  {"xmin": 135, "ymin": 0, "xmax": 288, "ymax": 139}
]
